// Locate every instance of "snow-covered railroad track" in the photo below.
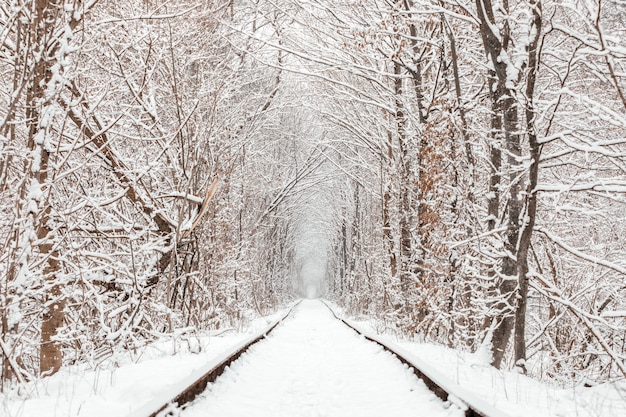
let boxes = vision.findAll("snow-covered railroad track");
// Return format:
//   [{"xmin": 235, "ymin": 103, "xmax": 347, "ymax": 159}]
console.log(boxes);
[
  {"xmin": 129, "ymin": 301, "xmax": 301, "ymax": 417},
  {"xmin": 319, "ymin": 301, "xmax": 510, "ymax": 417},
  {"xmin": 131, "ymin": 300, "xmax": 509, "ymax": 417}
]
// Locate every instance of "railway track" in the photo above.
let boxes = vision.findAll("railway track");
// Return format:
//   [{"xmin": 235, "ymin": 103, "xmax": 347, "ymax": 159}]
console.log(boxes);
[
  {"xmin": 129, "ymin": 301, "xmax": 302, "ymax": 417},
  {"xmin": 129, "ymin": 300, "xmax": 509, "ymax": 417},
  {"xmin": 319, "ymin": 300, "xmax": 509, "ymax": 417}
]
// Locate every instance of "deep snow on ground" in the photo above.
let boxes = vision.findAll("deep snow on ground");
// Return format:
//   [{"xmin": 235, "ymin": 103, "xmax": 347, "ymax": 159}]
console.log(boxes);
[
  {"xmin": 2, "ymin": 299, "xmax": 625, "ymax": 417},
  {"xmin": 396, "ymin": 341, "xmax": 626, "ymax": 417},
  {"xmin": 182, "ymin": 299, "xmax": 463, "ymax": 417},
  {"xmin": 0, "ymin": 309, "xmax": 288, "ymax": 417},
  {"xmin": 345, "ymin": 311, "xmax": 626, "ymax": 417}
]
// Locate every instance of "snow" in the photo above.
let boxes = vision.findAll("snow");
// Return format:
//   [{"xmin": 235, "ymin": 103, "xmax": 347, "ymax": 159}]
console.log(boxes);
[
  {"xmin": 181, "ymin": 299, "xmax": 463, "ymax": 417},
  {"xmin": 3, "ymin": 349, "xmax": 196, "ymax": 416},
  {"xmin": 129, "ymin": 309, "xmax": 293, "ymax": 417},
  {"xmin": 394, "ymin": 342, "xmax": 626, "ymax": 417},
  {"xmin": 0, "ymin": 310, "xmax": 288, "ymax": 417},
  {"xmin": 336, "ymin": 315, "xmax": 511, "ymax": 417},
  {"xmin": 3, "ymin": 300, "xmax": 625, "ymax": 417},
  {"xmin": 344, "ymin": 311, "xmax": 626, "ymax": 417}
]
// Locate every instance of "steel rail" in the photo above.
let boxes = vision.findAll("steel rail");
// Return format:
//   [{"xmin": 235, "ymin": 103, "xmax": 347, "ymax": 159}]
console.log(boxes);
[
  {"xmin": 129, "ymin": 299, "xmax": 510, "ymax": 417},
  {"xmin": 128, "ymin": 300, "xmax": 301, "ymax": 417},
  {"xmin": 320, "ymin": 300, "xmax": 511, "ymax": 417}
]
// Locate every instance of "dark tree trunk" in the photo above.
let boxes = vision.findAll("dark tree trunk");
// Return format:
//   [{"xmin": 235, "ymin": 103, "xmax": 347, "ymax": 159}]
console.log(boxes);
[
  {"xmin": 475, "ymin": 0, "xmax": 529, "ymax": 369},
  {"xmin": 515, "ymin": 0, "xmax": 543, "ymax": 373}
]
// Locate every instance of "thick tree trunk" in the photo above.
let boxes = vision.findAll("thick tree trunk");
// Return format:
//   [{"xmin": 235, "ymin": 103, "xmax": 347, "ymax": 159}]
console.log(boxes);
[
  {"xmin": 515, "ymin": 1, "xmax": 543, "ymax": 373},
  {"xmin": 492, "ymin": 90, "xmax": 523, "ymax": 368},
  {"xmin": 25, "ymin": 0, "xmax": 66, "ymax": 376},
  {"xmin": 475, "ymin": 0, "xmax": 526, "ymax": 369},
  {"xmin": 482, "ymin": 68, "xmax": 507, "ymax": 366},
  {"xmin": 39, "ymin": 253, "xmax": 65, "ymax": 375}
]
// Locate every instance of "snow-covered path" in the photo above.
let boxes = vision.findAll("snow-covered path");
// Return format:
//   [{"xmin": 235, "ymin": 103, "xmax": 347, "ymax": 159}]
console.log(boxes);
[{"xmin": 182, "ymin": 299, "xmax": 463, "ymax": 417}]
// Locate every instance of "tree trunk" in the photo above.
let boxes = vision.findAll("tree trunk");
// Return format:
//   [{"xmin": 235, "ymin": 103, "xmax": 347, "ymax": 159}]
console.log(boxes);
[
  {"xmin": 382, "ymin": 131, "xmax": 397, "ymax": 281},
  {"xmin": 26, "ymin": 0, "xmax": 65, "ymax": 376},
  {"xmin": 475, "ymin": 0, "xmax": 525, "ymax": 369},
  {"xmin": 394, "ymin": 62, "xmax": 413, "ymax": 301},
  {"xmin": 486, "ymin": 72, "xmax": 502, "ymax": 234},
  {"xmin": 515, "ymin": 0, "xmax": 543, "ymax": 373}
]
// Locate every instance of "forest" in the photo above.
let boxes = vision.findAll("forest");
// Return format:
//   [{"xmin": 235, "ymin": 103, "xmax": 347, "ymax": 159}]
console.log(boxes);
[{"xmin": 1, "ymin": 0, "xmax": 625, "ymax": 391}]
